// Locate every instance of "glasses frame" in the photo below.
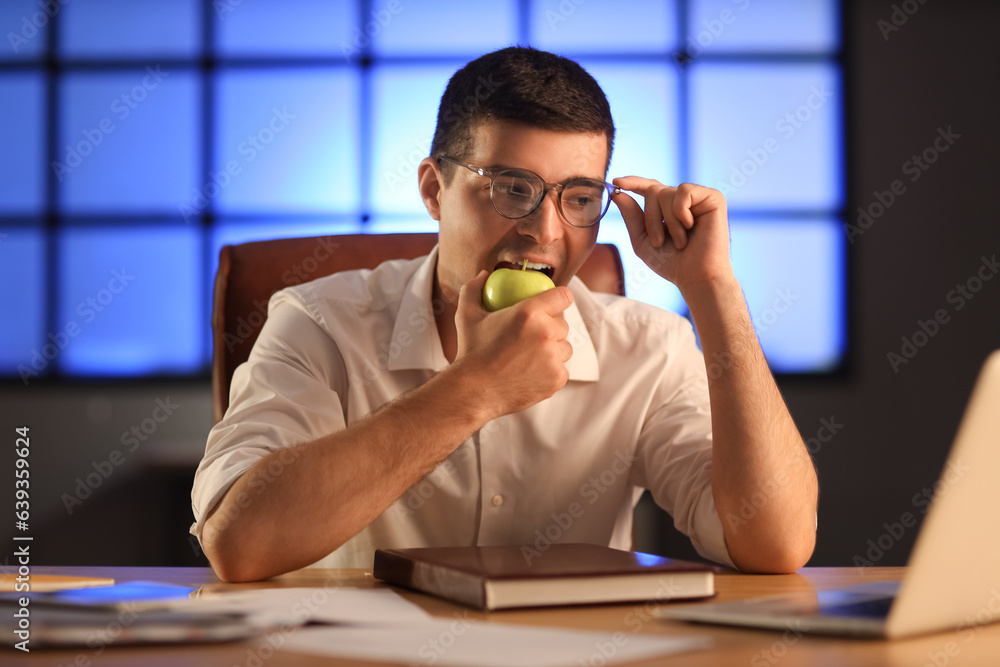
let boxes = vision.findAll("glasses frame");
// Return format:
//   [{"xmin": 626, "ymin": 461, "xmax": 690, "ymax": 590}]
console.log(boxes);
[{"xmin": 437, "ymin": 155, "xmax": 621, "ymax": 228}]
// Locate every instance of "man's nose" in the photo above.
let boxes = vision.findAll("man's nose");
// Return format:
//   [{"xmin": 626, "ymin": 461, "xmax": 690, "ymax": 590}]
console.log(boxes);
[{"xmin": 515, "ymin": 189, "xmax": 563, "ymax": 244}]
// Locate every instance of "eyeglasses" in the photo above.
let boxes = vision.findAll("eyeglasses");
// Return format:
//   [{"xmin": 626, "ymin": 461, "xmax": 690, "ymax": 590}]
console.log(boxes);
[{"xmin": 437, "ymin": 155, "xmax": 620, "ymax": 228}]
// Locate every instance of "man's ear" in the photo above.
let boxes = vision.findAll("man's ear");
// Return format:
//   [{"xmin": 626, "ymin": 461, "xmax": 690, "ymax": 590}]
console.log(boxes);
[{"xmin": 418, "ymin": 157, "xmax": 444, "ymax": 220}]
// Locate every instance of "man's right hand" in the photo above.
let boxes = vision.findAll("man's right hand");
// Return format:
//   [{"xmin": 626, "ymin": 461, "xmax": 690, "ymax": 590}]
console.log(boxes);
[
  {"xmin": 452, "ymin": 270, "xmax": 574, "ymax": 421},
  {"xmin": 204, "ymin": 270, "xmax": 575, "ymax": 582}
]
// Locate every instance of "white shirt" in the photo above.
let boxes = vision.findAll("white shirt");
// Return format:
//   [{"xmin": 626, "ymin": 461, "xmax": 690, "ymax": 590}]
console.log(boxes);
[{"xmin": 191, "ymin": 247, "xmax": 735, "ymax": 569}]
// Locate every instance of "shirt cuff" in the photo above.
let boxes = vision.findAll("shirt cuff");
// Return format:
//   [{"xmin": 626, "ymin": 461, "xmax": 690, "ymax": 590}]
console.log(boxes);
[
  {"xmin": 189, "ymin": 450, "xmax": 259, "ymax": 540},
  {"xmin": 687, "ymin": 484, "xmax": 738, "ymax": 570}
]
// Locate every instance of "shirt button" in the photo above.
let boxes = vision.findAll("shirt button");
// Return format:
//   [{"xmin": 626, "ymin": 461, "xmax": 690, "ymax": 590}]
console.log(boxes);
[{"xmin": 491, "ymin": 494, "xmax": 503, "ymax": 507}]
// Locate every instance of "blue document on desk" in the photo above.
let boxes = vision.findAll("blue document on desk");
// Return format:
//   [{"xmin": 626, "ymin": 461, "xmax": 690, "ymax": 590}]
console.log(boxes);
[{"xmin": 0, "ymin": 581, "xmax": 282, "ymax": 649}]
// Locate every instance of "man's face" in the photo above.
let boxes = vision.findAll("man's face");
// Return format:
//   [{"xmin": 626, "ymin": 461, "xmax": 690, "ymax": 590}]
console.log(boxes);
[{"xmin": 431, "ymin": 121, "xmax": 608, "ymax": 305}]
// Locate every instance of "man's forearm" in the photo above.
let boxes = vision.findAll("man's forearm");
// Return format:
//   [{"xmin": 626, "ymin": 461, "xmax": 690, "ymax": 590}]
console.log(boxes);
[
  {"xmin": 201, "ymin": 362, "xmax": 490, "ymax": 582},
  {"xmin": 684, "ymin": 277, "xmax": 818, "ymax": 573}
]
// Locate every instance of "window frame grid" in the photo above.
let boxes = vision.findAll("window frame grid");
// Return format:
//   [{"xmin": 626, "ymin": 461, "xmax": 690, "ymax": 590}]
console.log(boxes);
[{"xmin": 0, "ymin": 0, "xmax": 847, "ymax": 383}]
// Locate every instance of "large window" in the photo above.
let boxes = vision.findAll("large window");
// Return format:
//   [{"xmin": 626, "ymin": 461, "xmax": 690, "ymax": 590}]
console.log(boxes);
[{"xmin": 0, "ymin": 0, "xmax": 844, "ymax": 381}]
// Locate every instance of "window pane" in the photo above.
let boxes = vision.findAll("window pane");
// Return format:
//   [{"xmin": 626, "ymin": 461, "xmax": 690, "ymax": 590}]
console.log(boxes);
[
  {"xmin": 690, "ymin": 62, "xmax": 842, "ymax": 210},
  {"xmin": 58, "ymin": 226, "xmax": 202, "ymax": 376},
  {"xmin": 581, "ymin": 62, "xmax": 680, "ymax": 187},
  {"xmin": 0, "ymin": 73, "xmax": 45, "ymax": 214},
  {"xmin": 212, "ymin": 69, "xmax": 360, "ymax": 214},
  {"xmin": 371, "ymin": 64, "xmax": 457, "ymax": 216},
  {"xmin": 371, "ymin": 0, "xmax": 516, "ymax": 55},
  {"xmin": 61, "ymin": 0, "xmax": 201, "ymax": 58},
  {"xmin": 687, "ymin": 0, "xmax": 838, "ymax": 54},
  {"xmin": 215, "ymin": 0, "xmax": 357, "ymax": 57},
  {"xmin": 0, "ymin": 228, "xmax": 45, "ymax": 376},
  {"xmin": 366, "ymin": 216, "xmax": 440, "ymax": 234},
  {"xmin": 532, "ymin": 0, "xmax": 677, "ymax": 53},
  {"xmin": 58, "ymin": 70, "xmax": 200, "ymax": 213},
  {"xmin": 730, "ymin": 217, "xmax": 845, "ymax": 372},
  {"xmin": 0, "ymin": 0, "xmax": 49, "ymax": 60}
]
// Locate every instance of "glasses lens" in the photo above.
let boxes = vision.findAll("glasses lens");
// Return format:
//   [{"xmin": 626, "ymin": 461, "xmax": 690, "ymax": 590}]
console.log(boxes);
[
  {"xmin": 491, "ymin": 171, "xmax": 543, "ymax": 218},
  {"xmin": 561, "ymin": 180, "xmax": 610, "ymax": 227}
]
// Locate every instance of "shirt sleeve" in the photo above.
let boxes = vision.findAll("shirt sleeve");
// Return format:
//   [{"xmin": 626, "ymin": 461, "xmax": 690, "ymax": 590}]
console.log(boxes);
[
  {"xmin": 629, "ymin": 319, "xmax": 737, "ymax": 570},
  {"xmin": 189, "ymin": 291, "xmax": 349, "ymax": 541}
]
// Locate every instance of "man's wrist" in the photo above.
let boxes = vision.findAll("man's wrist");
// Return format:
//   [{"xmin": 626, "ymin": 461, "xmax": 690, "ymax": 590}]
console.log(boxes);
[
  {"xmin": 678, "ymin": 273, "xmax": 743, "ymax": 313},
  {"xmin": 428, "ymin": 357, "xmax": 500, "ymax": 427}
]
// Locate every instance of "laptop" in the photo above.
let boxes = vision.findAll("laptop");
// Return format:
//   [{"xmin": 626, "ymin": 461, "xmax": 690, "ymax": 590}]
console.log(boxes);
[{"xmin": 659, "ymin": 350, "xmax": 1000, "ymax": 638}]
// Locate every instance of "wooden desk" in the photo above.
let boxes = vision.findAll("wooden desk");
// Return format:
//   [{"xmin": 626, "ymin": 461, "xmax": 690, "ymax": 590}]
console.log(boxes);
[{"xmin": 6, "ymin": 566, "xmax": 1000, "ymax": 666}]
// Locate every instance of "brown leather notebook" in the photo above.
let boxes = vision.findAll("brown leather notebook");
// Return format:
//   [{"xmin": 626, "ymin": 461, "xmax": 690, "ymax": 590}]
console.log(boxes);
[{"xmin": 373, "ymin": 543, "xmax": 715, "ymax": 611}]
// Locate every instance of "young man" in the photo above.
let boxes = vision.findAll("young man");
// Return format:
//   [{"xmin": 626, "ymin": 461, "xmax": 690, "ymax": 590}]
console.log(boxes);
[{"xmin": 192, "ymin": 47, "xmax": 817, "ymax": 582}]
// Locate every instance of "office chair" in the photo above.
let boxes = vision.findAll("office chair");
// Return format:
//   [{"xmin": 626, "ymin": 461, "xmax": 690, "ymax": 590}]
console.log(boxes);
[{"xmin": 211, "ymin": 233, "xmax": 626, "ymax": 423}]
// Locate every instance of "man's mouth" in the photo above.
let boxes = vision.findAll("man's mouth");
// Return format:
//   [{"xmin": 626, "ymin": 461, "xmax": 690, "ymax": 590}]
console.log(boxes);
[{"xmin": 494, "ymin": 260, "xmax": 555, "ymax": 279}]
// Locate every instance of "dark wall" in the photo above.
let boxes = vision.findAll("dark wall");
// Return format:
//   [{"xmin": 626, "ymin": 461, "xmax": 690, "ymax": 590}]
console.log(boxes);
[
  {"xmin": 797, "ymin": 0, "xmax": 1000, "ymax": 566},
  {"xmin": 3, "ymin": 1, "xmax": 998, "ymax": 568},
  {"xmin": 783, "ymin": 0, "xmax": 999, "ymax": 566}
]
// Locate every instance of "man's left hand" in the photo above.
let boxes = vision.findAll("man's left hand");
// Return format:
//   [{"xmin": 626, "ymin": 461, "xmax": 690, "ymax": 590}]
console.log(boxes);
[{"xmin": 611, "ymin": 177, "xmax": 734, "ymax": 294}]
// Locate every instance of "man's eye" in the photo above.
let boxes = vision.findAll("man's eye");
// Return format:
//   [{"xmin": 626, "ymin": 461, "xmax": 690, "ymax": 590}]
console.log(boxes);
[
  {"xmin": 497, "ymin": 180, "xmax": 534, "ymax": 198},
  {"xmin": 563, "ymin": 185, "xmax": 603, "ymax": 210}
]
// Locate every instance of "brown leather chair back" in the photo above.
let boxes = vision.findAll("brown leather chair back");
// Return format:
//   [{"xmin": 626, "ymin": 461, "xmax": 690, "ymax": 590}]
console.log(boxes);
[{"xmin": 212, "ymin": 233, "xmax": 626, "ymax": 423}]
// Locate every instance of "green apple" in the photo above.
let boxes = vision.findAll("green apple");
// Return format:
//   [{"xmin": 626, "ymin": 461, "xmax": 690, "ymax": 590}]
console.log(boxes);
[{"xmin": 482, "ymin": 266, "xmax": 555, "ymax": 312}]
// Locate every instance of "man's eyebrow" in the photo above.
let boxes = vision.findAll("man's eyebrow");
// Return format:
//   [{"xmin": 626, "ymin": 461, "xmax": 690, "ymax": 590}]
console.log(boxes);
[
  {"xmin": 485, "ymin": 163, "xmax": 604, "ymax": 181},
  {"xmin": 482, "ymin": 162, "xmax": 523, "ymax": 171}
]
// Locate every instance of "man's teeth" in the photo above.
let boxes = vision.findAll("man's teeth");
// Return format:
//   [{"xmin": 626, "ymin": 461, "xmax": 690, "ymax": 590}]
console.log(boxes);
[{"xmin": 520, "ymin": 261, "xmax": 553, "ymax": 272}]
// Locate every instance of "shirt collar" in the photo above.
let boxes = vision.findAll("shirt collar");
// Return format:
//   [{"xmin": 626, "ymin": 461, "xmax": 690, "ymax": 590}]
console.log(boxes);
[
  {"xmin": 389, "ymin": 245, "xmax": 600, "ymax": 382},
  {"xmin": 389, "ymin": 246, "xmax": 449, "ymax": 373}
]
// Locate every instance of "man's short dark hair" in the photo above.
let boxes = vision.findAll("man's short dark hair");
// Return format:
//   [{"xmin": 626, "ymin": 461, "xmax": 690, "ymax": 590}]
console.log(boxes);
[{"xmin": 430, "ymin": 47, "xmax": 615, "ymax": 180}]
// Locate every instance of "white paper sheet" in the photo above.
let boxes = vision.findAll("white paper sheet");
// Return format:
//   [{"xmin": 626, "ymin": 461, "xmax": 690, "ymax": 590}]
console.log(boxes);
[
  {"xmin": 282, "ymin": 618, "xmax": 711, "ymax": 667},
  {"xmin": 167, "ymin": 586, "xmax": 431, "ymax": 627}
]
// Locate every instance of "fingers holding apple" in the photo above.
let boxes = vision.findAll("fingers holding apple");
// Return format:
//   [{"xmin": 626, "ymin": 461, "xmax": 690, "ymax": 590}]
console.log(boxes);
[{"xmin": 454, "ymin": 268, "xmax": 574, "ymax": 420}]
